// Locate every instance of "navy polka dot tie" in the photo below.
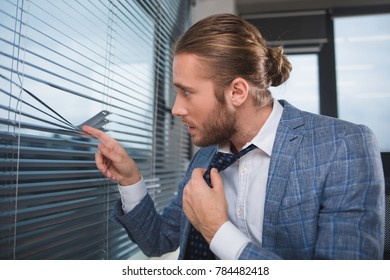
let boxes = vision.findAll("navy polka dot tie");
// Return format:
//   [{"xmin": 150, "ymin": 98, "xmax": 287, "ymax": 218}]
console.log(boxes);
[{"xmin": 185, "ymin": 144, "xmax": 256, "ymax": 260}]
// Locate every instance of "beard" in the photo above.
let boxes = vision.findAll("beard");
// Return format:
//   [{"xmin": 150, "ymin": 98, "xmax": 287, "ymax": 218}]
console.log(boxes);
[{"xmin": 193, "ymin": 101, "xmax": 237, "ymax": 147}]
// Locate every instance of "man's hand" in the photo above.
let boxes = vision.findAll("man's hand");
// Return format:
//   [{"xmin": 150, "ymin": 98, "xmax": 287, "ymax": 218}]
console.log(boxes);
[
  {"xmin": 82, "ymin": 125, "xmax": 142, "ymax": 186},
  {"xmin": 182, "ymin": 168, "xmax": 229, "ymax": 243}
]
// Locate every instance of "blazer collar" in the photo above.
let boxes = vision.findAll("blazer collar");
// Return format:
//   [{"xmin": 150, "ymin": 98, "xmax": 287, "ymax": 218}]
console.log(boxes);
[{"xmin": 277, "ymin": 99, "xmax": 306, "ymax": 131}]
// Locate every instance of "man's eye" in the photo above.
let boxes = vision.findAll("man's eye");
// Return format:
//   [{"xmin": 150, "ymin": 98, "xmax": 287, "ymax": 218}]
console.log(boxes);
[{"xmin": 183, "ymin": 89, "xmax": 190, "ymax": 96}]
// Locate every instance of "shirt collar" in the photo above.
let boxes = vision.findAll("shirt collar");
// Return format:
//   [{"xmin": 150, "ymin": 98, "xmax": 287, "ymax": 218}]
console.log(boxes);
[{"xmin": 218, "ymin": 100, "xmax": 284, "ymax": 156}]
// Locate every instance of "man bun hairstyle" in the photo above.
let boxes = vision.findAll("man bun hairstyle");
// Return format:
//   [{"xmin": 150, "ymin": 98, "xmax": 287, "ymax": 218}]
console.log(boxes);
[
  {"xmin": 266, "ymin": 46, "xmax": 291, "ymax": 87},
  {"xmin": 173, "ymin": 13, "xmax": 292, "ymax": 107}
]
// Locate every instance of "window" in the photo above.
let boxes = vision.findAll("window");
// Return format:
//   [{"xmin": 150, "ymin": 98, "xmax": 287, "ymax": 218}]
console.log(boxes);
[
  {"xmin": 335, "ymin": 13, "xmax": 390, "ymax": 152},
  {"xmin": 244, "ymin": 11, "xmax": 326, "ymax": 115},
  {"xmin": 0, "ymin": 0, "xmax": 191, "ymax": 259},
  {"xmin": 270, "ymin": 54, "xmax": 320, "ymax": 114}
]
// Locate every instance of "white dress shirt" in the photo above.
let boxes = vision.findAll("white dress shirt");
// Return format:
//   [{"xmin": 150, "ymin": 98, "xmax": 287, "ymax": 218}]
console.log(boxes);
[
  {"xmin": 118, "ymin": 100, "xmax": 284, "ymax": 259},
  {"xmin": 210, "ymin": 100, "xmax": 283, "ymax": 259}
]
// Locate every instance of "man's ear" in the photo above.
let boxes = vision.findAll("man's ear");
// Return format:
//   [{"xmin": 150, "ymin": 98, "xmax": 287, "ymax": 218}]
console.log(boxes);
[{"xmin": 228, "ymin": 77, "xmax": 250, "ymax": 106}]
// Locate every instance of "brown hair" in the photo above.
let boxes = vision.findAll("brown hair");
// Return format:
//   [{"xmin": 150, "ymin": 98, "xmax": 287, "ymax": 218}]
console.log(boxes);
[{"xmin": 173, "ymin": 13, "xmax": 292, "ymax": 107}]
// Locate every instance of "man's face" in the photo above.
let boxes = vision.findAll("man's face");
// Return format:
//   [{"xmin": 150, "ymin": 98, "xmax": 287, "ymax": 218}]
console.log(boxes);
[{"xmin": 172, "ymin": 53, "xmax": 236, "ymax": 147}]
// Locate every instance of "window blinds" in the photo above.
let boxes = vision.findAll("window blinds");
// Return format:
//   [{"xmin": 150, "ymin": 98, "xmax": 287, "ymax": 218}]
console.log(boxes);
[{"xmin": 0, "ymin": 0, "xmax": 191, "ymax": 259}]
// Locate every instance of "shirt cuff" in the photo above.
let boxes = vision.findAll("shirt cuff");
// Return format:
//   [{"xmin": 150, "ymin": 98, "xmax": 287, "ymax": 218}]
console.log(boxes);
[
  {"xmin": 117, "ymin": 177, "xmax": 147, "ymax": 214},
  {"xmin": 210, "ymin": 221, "xmax": 251, "ymax": 260}
]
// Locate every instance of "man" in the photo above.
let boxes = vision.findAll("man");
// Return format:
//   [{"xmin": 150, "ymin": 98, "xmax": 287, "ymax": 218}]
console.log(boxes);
[{"xmin": 83, "ymin": 14, "xmax": 385, "ymax": 259}]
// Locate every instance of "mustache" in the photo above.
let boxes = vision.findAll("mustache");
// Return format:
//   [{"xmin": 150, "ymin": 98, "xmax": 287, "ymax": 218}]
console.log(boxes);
[{"xmin": 180, "ymin": 117, "xmax": 193, "ymax": 127}]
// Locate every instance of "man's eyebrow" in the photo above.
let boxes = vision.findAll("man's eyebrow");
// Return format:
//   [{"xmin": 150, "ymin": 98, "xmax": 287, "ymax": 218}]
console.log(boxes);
[{"xmin": 173, "ymin": 82, "xmax": 195, "ymax": 92}]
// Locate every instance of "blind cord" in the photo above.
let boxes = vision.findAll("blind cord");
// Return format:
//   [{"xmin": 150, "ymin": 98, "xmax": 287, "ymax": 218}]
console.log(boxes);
[{"xmin": 12, "ymin": 0, "xmax": 29, "ymax": 260}]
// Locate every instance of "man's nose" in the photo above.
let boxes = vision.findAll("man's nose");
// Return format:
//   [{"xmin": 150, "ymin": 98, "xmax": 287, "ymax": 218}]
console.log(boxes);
[{"xmin": 171, "ymin": 94, "xmax": 187, "ymax": 117}]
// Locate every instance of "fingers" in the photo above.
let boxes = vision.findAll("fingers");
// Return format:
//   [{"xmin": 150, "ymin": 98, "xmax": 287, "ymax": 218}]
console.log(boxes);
[
  {"xmin": 95, "ymin": 151, "xmax": 108, "ymax": 176},
  {"xmin": 83, "ymin": 126, "xmax": 141, "ymax": 185},
  {"xmin": 95, "ymin": 150, "xmax": 115, "ymax": 180},
  {"xmin": 83, "ymin": 125, "xmax": 122, "ymax": 163},
  {"xmin": 192, "ymin": 167, "xmax": 222, "ymax": 190},
  {"xmin": 82, "ymin": 125, "xmax": 113, "ymax": 146},
  {"xmin": 84, "ymin": 124, "xmax": 116, "ymax": 179},
  {"xmin": 209, "ymin": 168, "xmax": 223, "ymax": 191},
  {"xmin": 191, "ymin": 167, "xmax": 206, "ymax": 179},
  {"xmin": 81, "ymin": 125, "xmax": 101, "ymax": 137},
  {"xmin": 186, "ymin": 168, "xmax": 222, "ymax": 194},
  {"xmin": 183, "ymin": 167, "xmax": 228, "ymax": 243},
  {"xmin": 97, "ymin": 142, "xmax": 122, "ymax": 163}
]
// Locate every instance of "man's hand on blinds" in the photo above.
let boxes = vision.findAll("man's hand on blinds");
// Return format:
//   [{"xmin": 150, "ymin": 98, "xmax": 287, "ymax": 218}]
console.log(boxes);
[{"xmin": 82, "ymin": 125, "xmax": 142, "ymax": 186}]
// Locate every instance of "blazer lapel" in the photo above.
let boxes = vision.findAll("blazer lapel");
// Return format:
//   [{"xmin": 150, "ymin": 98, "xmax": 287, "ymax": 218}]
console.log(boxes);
[
  {"xmin": 178, "ymin": 146, "xmax": 218, "ymax": 259},
  {"xmin": 262, "ymin": 100, "xmax": 305, "ymax": 250}
]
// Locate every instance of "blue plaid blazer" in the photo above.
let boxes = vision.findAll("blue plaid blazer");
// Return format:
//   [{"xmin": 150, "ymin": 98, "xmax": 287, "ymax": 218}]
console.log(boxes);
[{"xmin": 113, "ymin": 100, "xmax": 385, "ymax": 259}]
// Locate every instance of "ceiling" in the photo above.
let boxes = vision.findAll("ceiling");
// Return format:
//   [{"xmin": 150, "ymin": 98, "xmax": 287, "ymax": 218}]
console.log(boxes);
[{"xmin": 235, "ymin": 0, "xmax": 390, "ymax": 14}]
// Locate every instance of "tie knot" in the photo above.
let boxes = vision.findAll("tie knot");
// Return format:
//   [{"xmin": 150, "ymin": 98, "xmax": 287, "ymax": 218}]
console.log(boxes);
[{"xmin": 203, "ymin": 144, "xmax": 256, "ymax": 186}]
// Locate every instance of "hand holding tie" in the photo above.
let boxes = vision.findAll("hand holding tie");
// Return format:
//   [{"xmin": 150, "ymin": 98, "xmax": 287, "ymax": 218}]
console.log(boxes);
[
  {"xmin": 183, "ymin": 144, "xmax": 256, "ymax": 259},
  {"xmin": 182, "ymin": 167, "xmax": 229, "ymax": 243}
]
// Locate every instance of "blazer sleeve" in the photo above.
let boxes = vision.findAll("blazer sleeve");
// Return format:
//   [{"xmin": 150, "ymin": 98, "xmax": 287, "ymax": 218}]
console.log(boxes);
[
  {"xmin": 110, "ymin": 146, "xmax": 217, "ymax": 258},
  {"xmin": 111, "ymin": 191, "xmax": 183, "ymax": 257},
  {"xmin": 239, "ymin": 124, "xmax": 385, "ymax": 260},
  {"xmin": 313, "ymin": 124, "xmax": 385, "ymax": 259}
]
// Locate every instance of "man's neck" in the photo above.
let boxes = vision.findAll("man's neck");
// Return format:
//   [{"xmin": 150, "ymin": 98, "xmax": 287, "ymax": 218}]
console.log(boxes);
[{"xmin": 229, "ymin": 102, "xmax": 274, "ymax": 152}]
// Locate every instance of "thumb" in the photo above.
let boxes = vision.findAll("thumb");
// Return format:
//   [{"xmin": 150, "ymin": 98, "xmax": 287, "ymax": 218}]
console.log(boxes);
[{"xmin": 209, "ymin": 168, "xmax": 223, "ymax": 191}]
